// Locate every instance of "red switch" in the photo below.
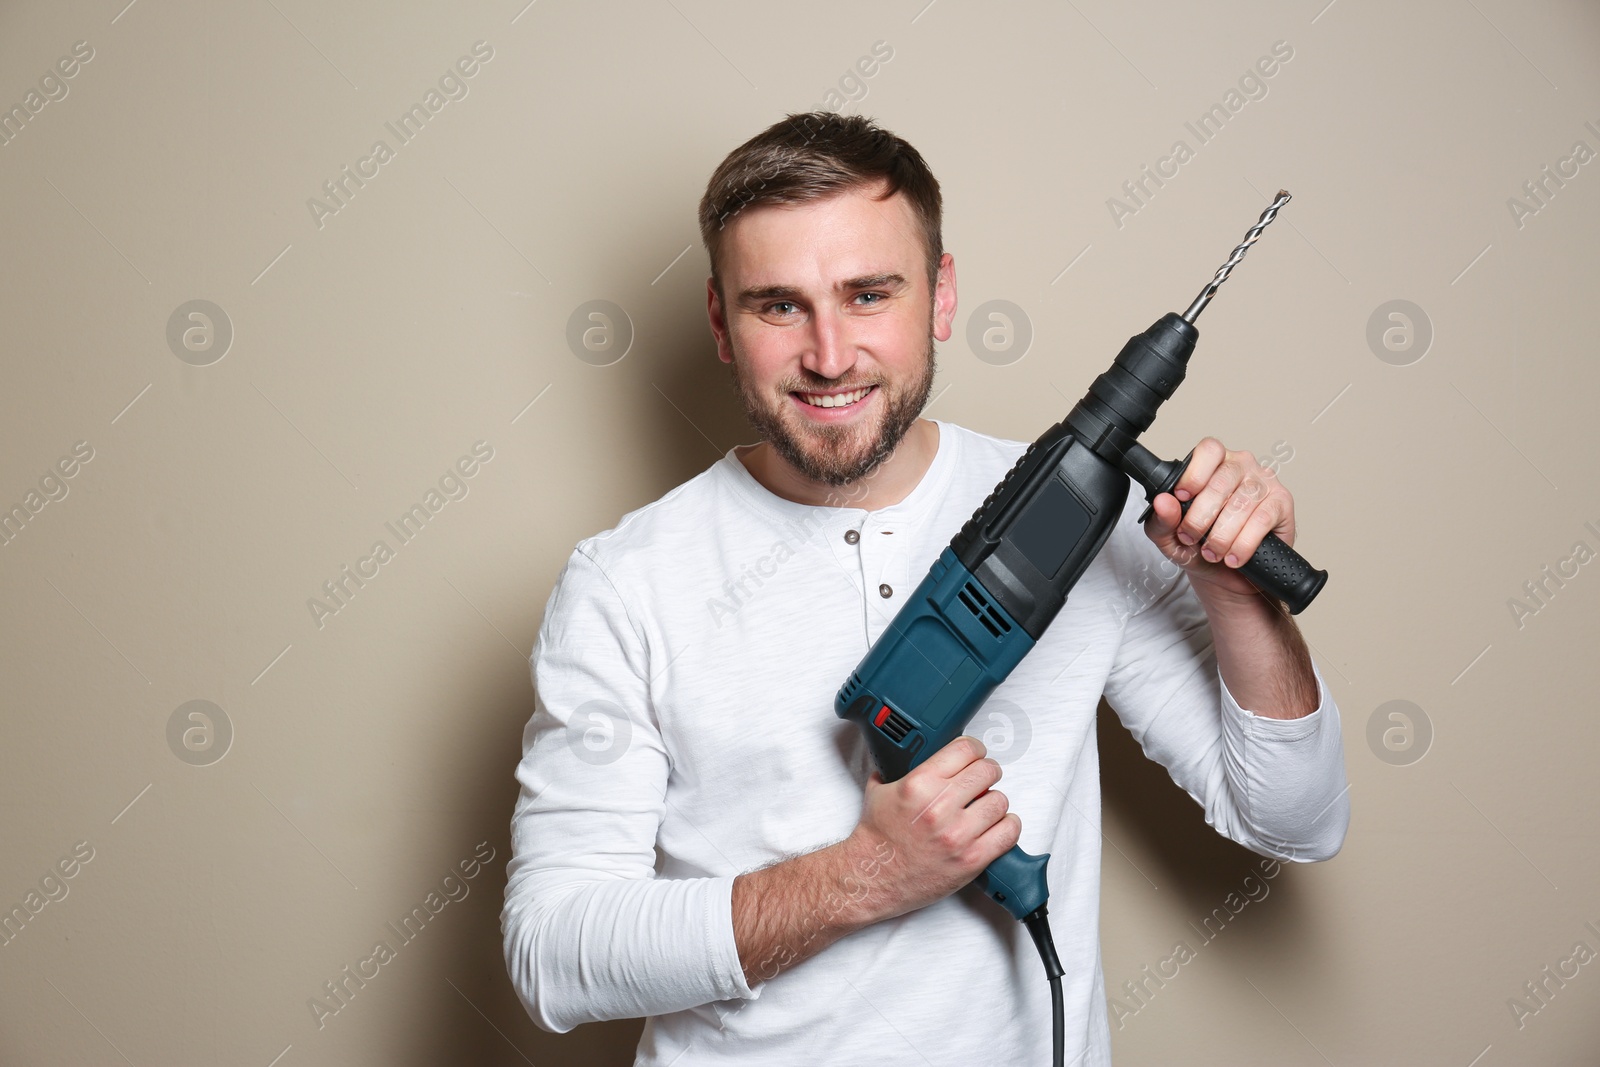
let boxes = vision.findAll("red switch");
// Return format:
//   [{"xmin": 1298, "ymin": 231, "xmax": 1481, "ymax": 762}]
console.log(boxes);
[{"xmin": 874, "ymin": 705, "xmax": 891, "ymax": 727}]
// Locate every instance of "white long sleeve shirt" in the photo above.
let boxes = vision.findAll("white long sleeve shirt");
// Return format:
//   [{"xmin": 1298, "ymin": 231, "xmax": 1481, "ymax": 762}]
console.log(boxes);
[{"xmin": 501, "ymin": 418, "xmax": 1349, "ymax": 1066}]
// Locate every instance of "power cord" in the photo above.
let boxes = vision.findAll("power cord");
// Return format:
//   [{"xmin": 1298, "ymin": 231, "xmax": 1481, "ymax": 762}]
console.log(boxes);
[{"xmin": 1022, "ymin": 904, "xmax": 1065, "ymax": 1067}]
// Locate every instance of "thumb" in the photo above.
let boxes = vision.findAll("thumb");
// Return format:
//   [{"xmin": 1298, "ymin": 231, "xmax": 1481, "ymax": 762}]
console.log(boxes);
[
  {"xmin": 1143, "ymin": 492, "xmax": 1202, "ymax": 568},
  {"xmin": 1142, "ymin": 492, "xmax": 1183, "ymax": 550}
]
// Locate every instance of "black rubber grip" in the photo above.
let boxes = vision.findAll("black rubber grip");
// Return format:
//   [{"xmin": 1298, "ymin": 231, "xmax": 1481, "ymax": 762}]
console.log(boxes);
[
  {"xmin": 1174, "ymin": 494, "xmax": 1327, "ymax": 614},
  {"xmin": 1142, "ymin": 452, "xmax": 1329, "ymax": 615},
  {"xmin": 1235, "ymin": 530, "xmax": 1327, "ymax": 614}
]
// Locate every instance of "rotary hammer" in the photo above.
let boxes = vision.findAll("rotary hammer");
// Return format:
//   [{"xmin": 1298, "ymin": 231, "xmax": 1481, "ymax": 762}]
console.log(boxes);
[{"xmin": 833, "ymin": 192, "xmax": 1326, "ymax": 1065}]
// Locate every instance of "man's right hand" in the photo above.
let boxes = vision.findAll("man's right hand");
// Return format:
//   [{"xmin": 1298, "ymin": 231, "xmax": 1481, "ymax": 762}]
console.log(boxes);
[
  {"xmin": 844, "ymin": 735, "xmax": 1022, "ymax": 923},
  {"xmin": 729, "ymin": 735, "xmax": 1021, "ymax": 987}
]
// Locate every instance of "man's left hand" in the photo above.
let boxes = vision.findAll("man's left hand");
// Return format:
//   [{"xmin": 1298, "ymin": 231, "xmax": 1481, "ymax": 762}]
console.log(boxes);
[{"xmin": 1142, "ymin": 436, "xmax": 1295, "ymax": 607}]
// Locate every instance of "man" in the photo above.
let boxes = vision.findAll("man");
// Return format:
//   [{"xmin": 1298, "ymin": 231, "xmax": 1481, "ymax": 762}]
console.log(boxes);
[{"xmin": 502, "ymin": 112, "xmax": 1348, "ymax": 1066}]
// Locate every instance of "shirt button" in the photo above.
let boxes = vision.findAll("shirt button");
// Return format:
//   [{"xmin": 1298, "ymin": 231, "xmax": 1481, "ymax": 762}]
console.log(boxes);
[
  {"xmin": 844, "ymin": 529, "xmax": 860, "ymax": 545},
  {"xmin": 879, "ymin": 583, "xmax": 893, "ymax": 598}
]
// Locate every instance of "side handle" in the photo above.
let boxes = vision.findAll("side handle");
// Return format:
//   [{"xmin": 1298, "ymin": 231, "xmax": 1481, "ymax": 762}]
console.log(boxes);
[{"xmin": 1134, "ymin": 448, "xmax": 1328, "ymax": 614}]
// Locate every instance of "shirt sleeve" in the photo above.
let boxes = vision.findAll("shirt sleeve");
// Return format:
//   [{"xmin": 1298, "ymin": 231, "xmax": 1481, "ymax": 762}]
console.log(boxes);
[
  {"xmin": 1099, "ymin": 516, "xmax": 1350, "ymax": 864},
  {"xmin": 500, "ymin": 546, "xmax": 758, "ymax": 1034}
]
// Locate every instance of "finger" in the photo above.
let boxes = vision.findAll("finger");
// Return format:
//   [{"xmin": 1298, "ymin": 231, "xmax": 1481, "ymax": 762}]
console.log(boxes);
[
  {"xmin": 1142, "ymin": 491, "xmax": 1177, "ymax": 547},
  {"xmin": 1177, "ymin": 448, "xmax": 1248, "ymax": 548},
  {"xmin": 959, "ymin": 795, "xmax": 1015, "ymax": 846},
  {"xmin": 949, "ymin": 757, "xmax": 1003, "ymax": 809},
  {"xmin": 1144, "ymin": 491, "xmax": 1180, "ymax": 537},
  {"xmin": 1142, "ymin": 493, "xmax": 1203, "ymax": 568},
  {"xmin": 923, "ymin": 757, "xmax": 1003, "ymax": 824},
  {"xmin": 1198, "ymin": 468, "xmax": 1271, "ymax": 564},
  {"xmin": 916, "ymin": 734, "xmax": 987, "ymax": 781},
  {"xmin": 1221, "ymin": 492, "xmax": 1295, "ymax": 565},
  {"xmin": 964, "ymin": 786, "xmax": 1007, "ymax": 814},
  {"xmin": 1172, "ymin": 437, "xmax": 1226, "ymax": 503},
  {"xmin": 958, "ymin": 792, "xmax": 1012, "ymax": 848},
  {"xmin": 970, "ymin": 811, "xmax": 1023, "ymax": 860}
]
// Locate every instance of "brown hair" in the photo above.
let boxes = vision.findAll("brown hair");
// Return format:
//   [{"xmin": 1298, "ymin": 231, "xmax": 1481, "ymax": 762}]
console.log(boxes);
[{"xmin": 697, "ymin": 112, "xmax": 943, "ymax": 305}]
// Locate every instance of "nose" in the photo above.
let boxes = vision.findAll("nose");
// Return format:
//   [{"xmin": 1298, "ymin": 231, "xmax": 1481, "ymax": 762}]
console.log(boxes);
[{"xmin": 800, "ymin": 306, "xmax": 856, "ymax": 382}]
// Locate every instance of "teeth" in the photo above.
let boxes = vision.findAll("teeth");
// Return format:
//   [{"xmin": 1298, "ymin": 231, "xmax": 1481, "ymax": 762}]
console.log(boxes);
[{"xmin": 798, "ymin": 386, "xmax": 873, "ymax": 408}]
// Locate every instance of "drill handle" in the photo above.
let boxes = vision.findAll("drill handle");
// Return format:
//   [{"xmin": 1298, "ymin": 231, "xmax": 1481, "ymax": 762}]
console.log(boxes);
[
  {"xmin": 975, "ymin": 843, "xmax": 1051, "ymax": 922},
  {"xmin": 1134, "ymin": 448, "xmax": 1328, "ymax": 614},
  {"xmin": 1231, "ymin": 527, "xmax": 1328, "ymax": 615}
]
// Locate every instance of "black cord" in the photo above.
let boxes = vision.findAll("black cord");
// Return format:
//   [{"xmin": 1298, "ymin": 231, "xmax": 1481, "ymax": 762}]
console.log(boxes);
[
  {"xmin": 1022, "ymin": 905, "xmax": 1065, "ymax": 1067},
  {"xmin": 1049, "ymin": 974, "xmax": 1064, "ymax": 1067}
]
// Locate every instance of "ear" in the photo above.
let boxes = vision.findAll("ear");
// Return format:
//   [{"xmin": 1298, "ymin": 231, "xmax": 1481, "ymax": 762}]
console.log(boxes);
[
  {"xmin": 932, "ymin": 253, "xmax": 957, "ymax": 342},
  {"xmin": 707, "ymin": 275, "xmax": 733, "ymax": 364}
]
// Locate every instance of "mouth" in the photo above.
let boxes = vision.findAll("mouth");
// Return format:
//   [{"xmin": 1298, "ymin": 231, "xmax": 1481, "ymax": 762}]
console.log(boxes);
[{"xmin": 791, "ymin": 384, "xmax": 878, "ymax": 412}]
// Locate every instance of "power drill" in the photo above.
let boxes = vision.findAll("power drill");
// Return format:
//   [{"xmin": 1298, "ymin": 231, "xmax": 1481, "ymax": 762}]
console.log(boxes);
[{"xmin": 833, "ymin": 192, "xmax": 1325, "ymax": 1066}]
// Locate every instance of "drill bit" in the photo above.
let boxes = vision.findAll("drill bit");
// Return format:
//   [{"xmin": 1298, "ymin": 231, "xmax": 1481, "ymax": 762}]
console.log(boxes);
[{"xmin": 1181, "ymin": 189, "xmax": 1291, "ymax": 324}]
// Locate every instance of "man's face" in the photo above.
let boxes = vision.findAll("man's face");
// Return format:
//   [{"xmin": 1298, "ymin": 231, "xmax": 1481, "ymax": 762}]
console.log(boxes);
[{"xmin": 707, "ymin": 181, "xmax": 957, "ymax": 488}]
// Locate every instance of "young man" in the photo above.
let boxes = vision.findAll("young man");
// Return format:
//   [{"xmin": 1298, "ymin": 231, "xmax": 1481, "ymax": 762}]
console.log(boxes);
[{"xmin": 502, "ymin": 112, "xmax": 1349, "ymax": 1066}]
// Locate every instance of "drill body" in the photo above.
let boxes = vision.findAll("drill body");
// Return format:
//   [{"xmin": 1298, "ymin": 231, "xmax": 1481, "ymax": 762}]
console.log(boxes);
[{"xmin": 835, "ymin": 313, "xmax": 1201, "ymax": 920}]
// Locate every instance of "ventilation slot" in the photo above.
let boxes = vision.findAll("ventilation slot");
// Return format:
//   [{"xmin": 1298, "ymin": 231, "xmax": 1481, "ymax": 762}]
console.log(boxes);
[
  {"xmin": 878, "ymin": 708, "xmax": 914, "ymax": 743},
  {"xmin": 958, "ymin": 582, "xmax": 1011, "ymax": 639},
  {"xmin": 840, "ymin": 673, "xmax": 863, "ymax": 701}
]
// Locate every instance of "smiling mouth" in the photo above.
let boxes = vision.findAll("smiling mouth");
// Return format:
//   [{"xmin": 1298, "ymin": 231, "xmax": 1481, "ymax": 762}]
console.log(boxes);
[{"xmin": 793, "ymin": 385, "xmax": 877, "ymax": 409}]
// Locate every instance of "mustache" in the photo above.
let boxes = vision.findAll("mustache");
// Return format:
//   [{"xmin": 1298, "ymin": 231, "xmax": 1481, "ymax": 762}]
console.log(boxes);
[{"xmin": 782, "ymin": 379, "xmax": 878, "ymax": 392}]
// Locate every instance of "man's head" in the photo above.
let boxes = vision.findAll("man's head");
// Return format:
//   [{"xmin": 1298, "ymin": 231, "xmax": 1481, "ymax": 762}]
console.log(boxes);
[{"xmin": 699, "ymin": 113, "xmax": 956, "ymax": 489}]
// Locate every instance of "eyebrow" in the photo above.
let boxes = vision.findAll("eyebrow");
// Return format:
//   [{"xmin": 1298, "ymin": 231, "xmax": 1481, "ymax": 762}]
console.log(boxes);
[{"xmin": 736, "ymin": 272, "xmax": 907, "ymax": 306}]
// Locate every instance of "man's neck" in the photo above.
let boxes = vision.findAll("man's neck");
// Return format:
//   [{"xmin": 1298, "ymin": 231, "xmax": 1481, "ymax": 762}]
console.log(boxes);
[{"xmin": 735, "ymin": 418, "xmax": 940, "ymax": 510}]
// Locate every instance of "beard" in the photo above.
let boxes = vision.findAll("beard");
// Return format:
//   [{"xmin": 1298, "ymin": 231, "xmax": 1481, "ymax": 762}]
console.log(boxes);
[{"xmin": 728, "ymin": 323, "xmax": 938, "ymax": 490}]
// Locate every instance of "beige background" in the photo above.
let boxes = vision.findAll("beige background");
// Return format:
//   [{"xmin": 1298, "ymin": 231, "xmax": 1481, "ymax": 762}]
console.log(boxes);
[{"xmin": 1, "ymin": 0, "xmax": 1596, "ymax": 1063}]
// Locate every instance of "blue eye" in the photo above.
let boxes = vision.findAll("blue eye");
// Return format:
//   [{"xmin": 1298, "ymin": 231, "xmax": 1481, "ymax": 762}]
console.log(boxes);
[
  {"xmin": 857, "ymin": 292, "xmax": 883, "ymax": 304},
  {"xmin": 768, "ymin": 301, "xmax": 798, "ymax": 315}
]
